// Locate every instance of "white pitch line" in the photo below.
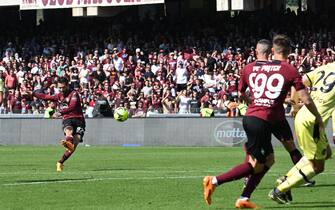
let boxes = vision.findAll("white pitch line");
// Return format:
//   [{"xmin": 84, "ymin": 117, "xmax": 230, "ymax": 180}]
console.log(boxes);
[
  {"xmin": 2, "ymin": 175, "xmax": 202, "ymax": 186},
  {"xmin": 3, "ymin": 171, "xmax": 335, "ymax": 186},
  {"xmin": 0, "ymin": 170, "xmax": 335, "ymax": 176},
  {"xmin": 0, "ymin": 170, "xmax": 205, "ymax": 175}
]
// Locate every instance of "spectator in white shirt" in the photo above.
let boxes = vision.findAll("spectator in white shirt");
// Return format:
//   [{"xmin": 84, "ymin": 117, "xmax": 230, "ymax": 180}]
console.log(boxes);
[
  {"xmin": 175, "ymin": 62, "xmax": 188, "ymax": 92},
  {"xmin": 112, "ymin": 54, "xmax": 124, "ymax": 72},
  {"xmin": 141, "ymin": 80, "xmax": 153, "ymax": 97}
]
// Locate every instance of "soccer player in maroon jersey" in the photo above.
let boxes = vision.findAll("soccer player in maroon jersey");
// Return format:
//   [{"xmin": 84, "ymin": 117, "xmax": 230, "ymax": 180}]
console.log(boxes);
[
  {"xmin": 243, "ymin": 39, "xmax": 315, "ymax": 189},
  {"xmin": 202, "ymin": 35, "xmax": 323, "ymax": 208},
  {"xmin": 33, "ymin": 77, "xmax": 86, "ymax": 172}
]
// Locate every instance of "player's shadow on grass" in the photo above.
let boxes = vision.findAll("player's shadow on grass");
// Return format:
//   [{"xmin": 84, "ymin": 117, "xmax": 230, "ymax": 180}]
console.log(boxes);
[
  {"xmin": 268, "ymin": 204, "xmax": 335, "ymax": 209},
  {"xmin": 296, "ymin": 183, "xmax": 335, "ymax": 188},
  {"xmin": 16, "ymin": 178, "xmax": 92, "ymax": 183},
  {"xmin": 294, "ymin": 201, "xmax": 335, "ymax": 204},
  {"xmin": 260, "ymin": 183, "xmax": 335, "ymax": 190}
]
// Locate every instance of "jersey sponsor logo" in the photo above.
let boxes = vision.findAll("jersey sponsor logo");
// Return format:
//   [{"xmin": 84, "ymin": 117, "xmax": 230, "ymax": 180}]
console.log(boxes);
[
  {"xmin": 214, "ymin": 120, "xmax": 247, "ymax": 146},
  {"xmin": 249, "ymin": 72, "xmax": 284, "ymax": 106}
]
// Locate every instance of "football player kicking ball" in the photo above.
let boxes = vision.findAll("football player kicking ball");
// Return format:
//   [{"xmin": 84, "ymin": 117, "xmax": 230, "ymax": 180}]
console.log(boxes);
[
  {"xmin": 269, "ymin": 61, "xmax": 335, "ymax": 204},
  {"xmin": 203, "ymin": 35, "xmax": 323, "ymax": 209},
  {"xmin": 33, "ymin": 77, "xmax": 86, "ymax": 172}
]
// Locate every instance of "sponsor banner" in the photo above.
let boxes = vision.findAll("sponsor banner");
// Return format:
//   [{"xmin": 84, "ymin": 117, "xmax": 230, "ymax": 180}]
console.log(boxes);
[
  {"xmin": 20, "ymin": 0, "xmax": 164, "ymax": 10},
  {"xmin": 213, "ymin": 119, "xmax": 247, "ymax": 146}
]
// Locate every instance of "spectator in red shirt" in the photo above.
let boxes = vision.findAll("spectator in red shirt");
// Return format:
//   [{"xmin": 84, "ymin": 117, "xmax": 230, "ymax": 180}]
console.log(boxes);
[
  {"xmin": 5, "ymin": 69, "xmax": 18, "ymax": 91},
  {"xmin": 8, "ymin": 90, "xmax": 21, "ymax": 113}
]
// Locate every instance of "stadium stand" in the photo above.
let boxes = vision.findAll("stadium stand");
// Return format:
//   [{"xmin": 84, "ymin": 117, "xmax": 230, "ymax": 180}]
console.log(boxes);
[{"xmin": 0, "ymin": 5, "xmax": 335, "ymax": 118}]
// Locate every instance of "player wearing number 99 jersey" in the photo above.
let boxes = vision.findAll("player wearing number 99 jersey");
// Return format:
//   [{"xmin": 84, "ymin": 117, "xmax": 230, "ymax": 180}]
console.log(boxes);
[
  {"xmin": 238, "ymin": 50, "xmax": 307, "ymax": 171},
  {"xmin": 202, "ymin": 36, "xmax": 323, "ymax": 209},
  {"xmin": 240, "ymin": 59, "xmax": 304, "ymax": 122}
]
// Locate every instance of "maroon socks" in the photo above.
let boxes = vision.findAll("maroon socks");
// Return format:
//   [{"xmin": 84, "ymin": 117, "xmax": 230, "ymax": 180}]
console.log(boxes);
[
  {"xmin": 216, "ymin": 162, "xmax": 254, "ymax": 185},
  {"xmin": 241, "ymin": 166, "xmax": 269, "ymax": 198},
  {"xmin": 59, "ymin": 150, "xmax": 73, "ymax": 164}
]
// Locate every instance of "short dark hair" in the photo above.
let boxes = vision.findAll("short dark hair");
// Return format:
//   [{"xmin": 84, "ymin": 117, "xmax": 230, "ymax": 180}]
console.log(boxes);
[
  {"xmin": 58, "ymin": 77, "xmax": 69, "ymax": 85},
  {"xmin": 273, "ymin": 34, "xmax": 291, "ymax": 57},
  {"xmin": 257, "ymin": 39, "xmax": 272, "ymax": 55}
]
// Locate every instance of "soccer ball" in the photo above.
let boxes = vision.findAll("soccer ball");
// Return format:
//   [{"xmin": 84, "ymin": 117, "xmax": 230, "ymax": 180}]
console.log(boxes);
[{"xmin": 113, "ymin": 107, "xmax": 129, "ymax": 122}]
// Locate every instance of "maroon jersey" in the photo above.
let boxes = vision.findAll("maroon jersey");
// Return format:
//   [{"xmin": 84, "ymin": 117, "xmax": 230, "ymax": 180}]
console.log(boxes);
[
  {"xmin": 239, "ymin": 60, "xmax": 305, "ymax": 122},
  {"xmin": 226, "ymin": 76, "xmax": 238, "ymax": 94},
  {"xmin": 34, "ymin": 90, "xmax": 84, "ymax": 120}
]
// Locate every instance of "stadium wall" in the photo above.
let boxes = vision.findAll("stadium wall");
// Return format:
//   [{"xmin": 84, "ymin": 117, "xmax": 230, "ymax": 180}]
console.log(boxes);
[{"xmin": 0, "ymin": 118, "xmax": 333, "ymax": 147}]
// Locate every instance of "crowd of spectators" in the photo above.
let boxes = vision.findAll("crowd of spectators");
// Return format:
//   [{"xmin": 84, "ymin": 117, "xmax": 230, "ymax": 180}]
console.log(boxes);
[{"xmin": 0, "ymin": 7, "xmax": 334, "ymax": 118}]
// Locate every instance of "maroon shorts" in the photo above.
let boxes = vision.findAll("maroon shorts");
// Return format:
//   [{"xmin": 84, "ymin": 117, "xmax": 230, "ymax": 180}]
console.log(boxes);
[{"xmin": 62, "ymin": 118, "xmax": 86, "ymax": 138}]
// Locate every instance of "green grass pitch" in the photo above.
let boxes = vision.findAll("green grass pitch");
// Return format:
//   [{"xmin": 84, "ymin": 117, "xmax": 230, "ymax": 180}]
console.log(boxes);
[{"xmin": 0, "ymin": 146, "xmax": 335, "ymax": 210}]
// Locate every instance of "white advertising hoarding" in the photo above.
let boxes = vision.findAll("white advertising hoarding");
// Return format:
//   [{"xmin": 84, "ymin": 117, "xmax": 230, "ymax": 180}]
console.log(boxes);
[
  {"xmin": 216, "ymin": 0, "xmax": 229, "ymax": 11},
  {"xmin": 0, "ymin": 0, "xmax": 20, "ymax": 6},
  {"xmin": 20, "ymin": 0, "xmax": 164, "ymax": 10},
  {"xmin": 231, "ymin": 0, "xmax": 243, "ymax": 10}
]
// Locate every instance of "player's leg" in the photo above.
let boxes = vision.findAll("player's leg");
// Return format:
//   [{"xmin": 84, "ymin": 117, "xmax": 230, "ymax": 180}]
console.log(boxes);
[
  {"xmin": 234, "ymin": 154, "xmax": 272, "ymax": 209},
  {"xmin": 72, "ymin": 119, "xmax": 85, "ymax": 145},
  {"xmin": 56, "ymin": 120, "xmax": 77, "ymax": 172},
  {"xmin": 203, "ymin": 156, "xmax": 256, "ymax": 205},
  {"xmin": 237, "ymin": 121, "xmax": 274, "ymax": 209},
  {"xmin": 277, "ymin": 153, "xmax": 329, "ymax": 194},
  {"xmin": 325, "ymin": 144, "xmax": 332, "ymax": 159},
  {"xmin": 270, "ymin": 158, "xmax": 321, "ymax": 204},
  {"xmin": 277, "ymin": 139, "xmax": 317, "ymax": 186},
  {"xmin": 59, "ymin": 119, "xmax": 76, "ymax": 152},
  {"xmin": 269, "ymin": 119, "xmax": 329, "ymax": 204},
  {"xmin": 272, "ymin": 119, "xmax": 302, "ymax": 165},
  {"xmin": 271, "ymin": 119, "xmax": 317, "ymax": 187},
  {"xmin": 281, "ymin": 140, "xmax": 303, "ymax": 164},
  {"xmin": 283, "ymin": 124, "xmax": 329, "ymax": 179},
  {"xmin": 243, "ymin": 144, "xmax": 252, "ymax": 188},
  {"xmin": 57, "ymin": 126, "xmax": 76, "ymax": 171},
  {"xmin": 240, "ymin": 154, "xmax": 274, "ymax": 197},
  {"xmin": 203, "ymin": 116, "xmax": 269, "ymax": 207},
  {"xmin": 58, "ymin": 119, "xmax": 85, "ymax": 171},
  {"xmin": 60, "ymin": 125, "xmax": 75, "ymax": 152}
]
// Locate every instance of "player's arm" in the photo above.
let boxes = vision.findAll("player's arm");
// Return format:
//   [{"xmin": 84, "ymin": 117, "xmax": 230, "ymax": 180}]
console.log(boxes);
[
  {"xmin": 297, "ymin": 89, "xmax": 324, "ymax": 129},
  {"xmin": 33, "ymin": 90, "xmax": 58, "ymax": 101},
  {"xmin": 289, "ymin": 86, "xmax": 297, "ymax": 104},
  {"xmin": 294, "ymin": 73, "xmax": 324, "ymax": 130},
  {"xmin": 287, "ymin": 86, "xmax": 303, "ymax": 117},
  {"xmin": 59, "ymin": 93, "xmax": 79, "ymax": 115},
  {"xmin": 300, "ymin": 74, "xmax": 322, "ymax": 122},
  {"xmin": 238, "ymin": 69, "xmax": 251, "ymax": 105}
]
